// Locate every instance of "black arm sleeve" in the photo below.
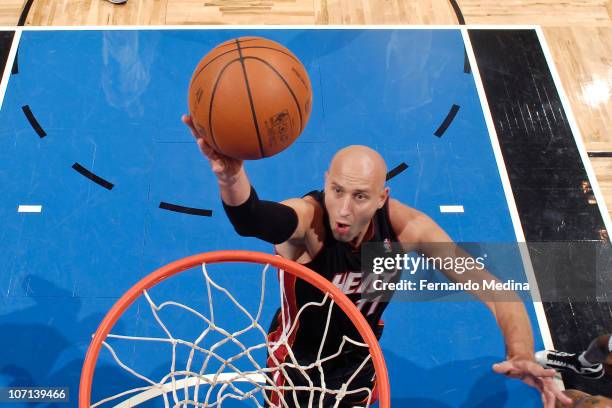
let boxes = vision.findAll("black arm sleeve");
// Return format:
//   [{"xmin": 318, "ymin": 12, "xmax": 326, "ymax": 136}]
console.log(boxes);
[{"xmin": 222, "ymin": 186, "xmax": 299, "ymax": 245}]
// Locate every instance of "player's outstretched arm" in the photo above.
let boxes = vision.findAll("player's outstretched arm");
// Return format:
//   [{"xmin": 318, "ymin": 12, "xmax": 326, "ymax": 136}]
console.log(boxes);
[
  {"xmin": 388, "ymin": 199, "xmax": 572, "ymax": 407},
  {"xmin": 389, "ymin": 199, "xmax": 534, "ymax": 357}
]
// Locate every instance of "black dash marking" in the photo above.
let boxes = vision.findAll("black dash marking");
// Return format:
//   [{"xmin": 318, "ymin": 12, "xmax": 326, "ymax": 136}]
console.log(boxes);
[
  {"xmin": 588, "ymin": 152, "xmax": 612, "ymax": 158},
  {"xmin": 449, "ymin": 0, "xmax": 465, "ymax": 25},
  {"xmin": 434, "ymin": 104, "xmax": 460, "ymax": 137},
  {"xmin": 159, "ymin": 202, "xmax": 213, "ymax": 217},
  {"xmin": 17, "ymin": 0, "xmax": 35, "ymax": 26},
  {"xmin": 72, "ymin": 163, "xmax": 114, "ymax": 190},
  {"xmin": 463, "ymin": 47, "xmax": 471, "ymax": 74},
  {"xmin": 22, "ymin": 105, "xmax": 46, "ymax": 138},
  {"xmin": 386, "ymin": 162, "xmax": 409, "ymax": 181}
]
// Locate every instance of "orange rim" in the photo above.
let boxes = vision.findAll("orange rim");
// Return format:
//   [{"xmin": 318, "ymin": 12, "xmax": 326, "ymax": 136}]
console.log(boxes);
[{"xmin": 79, "ymin": 250, "xmax": 390, "ymax": 407}]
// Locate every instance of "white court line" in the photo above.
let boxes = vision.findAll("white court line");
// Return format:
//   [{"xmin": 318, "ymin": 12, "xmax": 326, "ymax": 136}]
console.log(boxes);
[
  {"xmin": 18, "ymin": 205, "xmax": 42, "ymax": 213},
  {"xmin": 535, "ymin": 27, "xmax": 612, "ymax": 237},
  {"xmin": 440, "ymin": 205, "xmax": 464, "ymax": 213},
  {"xmin": 0, "ymin": 24, "xmax": 541, "ymax": 32},
  {"xmin": 460, "ymin": 28, "xmax": 555, "ymax": 352},
  {"xmin": 0, "ymin": 29, "xmax": 21, "ymax": 111}
]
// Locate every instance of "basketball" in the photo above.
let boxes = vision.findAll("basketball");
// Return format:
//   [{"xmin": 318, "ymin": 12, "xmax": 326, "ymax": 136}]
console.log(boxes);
[{"xmin": 188, "ymin": 36, "xmax": 312, "ymax": 160}]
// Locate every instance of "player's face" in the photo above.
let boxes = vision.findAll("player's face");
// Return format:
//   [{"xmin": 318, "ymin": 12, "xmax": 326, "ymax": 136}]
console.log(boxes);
[{"xmin": 324, "ymin": 172, "xmax": 388, "ymax": 244}]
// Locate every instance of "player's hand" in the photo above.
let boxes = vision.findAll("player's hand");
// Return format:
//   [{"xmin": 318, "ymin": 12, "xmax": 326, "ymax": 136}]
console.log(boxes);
[
  {"xmin": 493, "ymin": 359, "xmax": 573, "ymax": 407},
  {"xmin": 182, "ymin": 114, "xmax": 244, "ymax": 186}
]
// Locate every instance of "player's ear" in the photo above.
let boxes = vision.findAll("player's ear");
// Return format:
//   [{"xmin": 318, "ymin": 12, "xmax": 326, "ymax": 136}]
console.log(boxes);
[{"xmin": 378, "ymin": 186, "xmax": 390, "ymax": 209}]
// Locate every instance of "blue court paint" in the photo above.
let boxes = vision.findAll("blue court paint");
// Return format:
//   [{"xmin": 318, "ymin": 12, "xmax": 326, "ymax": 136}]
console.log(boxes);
[{"xmin": 0, "ymin": 29, "xmax": 544, "ymax": 407}]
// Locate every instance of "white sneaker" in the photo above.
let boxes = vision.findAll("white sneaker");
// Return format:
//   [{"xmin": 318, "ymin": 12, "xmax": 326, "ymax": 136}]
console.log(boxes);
[{"xmin": 535, "ymin": 350, "xmax": 605, "ymax": 380}]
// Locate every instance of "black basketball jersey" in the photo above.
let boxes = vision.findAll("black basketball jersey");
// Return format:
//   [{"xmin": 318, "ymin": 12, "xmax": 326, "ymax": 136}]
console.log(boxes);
[{"xmin": 269, "ymin": 190, "xmax": 399, "ymax": 361}]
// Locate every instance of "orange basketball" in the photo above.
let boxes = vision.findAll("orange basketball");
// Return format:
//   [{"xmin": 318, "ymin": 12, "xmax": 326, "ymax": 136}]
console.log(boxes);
[{"xmin": 188, "ymin": 36, "xmax": 312, "ymax": 160}]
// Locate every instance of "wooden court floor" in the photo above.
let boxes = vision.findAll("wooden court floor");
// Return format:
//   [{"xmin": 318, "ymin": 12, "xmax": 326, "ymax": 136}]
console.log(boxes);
[{"xmin": 0, "ymin": 0, "xmax": 611, "ymax": 219}]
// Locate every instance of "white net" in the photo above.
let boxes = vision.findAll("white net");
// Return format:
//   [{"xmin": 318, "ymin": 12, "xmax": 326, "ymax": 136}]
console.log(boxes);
[{"xmin": 90, "ymin": 261, "xmax": 377, "ymax": 408}]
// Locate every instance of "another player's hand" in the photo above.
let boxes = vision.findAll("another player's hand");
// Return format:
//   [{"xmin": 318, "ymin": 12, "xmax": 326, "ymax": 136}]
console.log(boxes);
[
  {"xmin": 183, "ymin": 114, "xmax": 244, "ymax": 186},
  {"xmin": 493, "ymin": 358, "xmax": 573, "ymax": 408}
]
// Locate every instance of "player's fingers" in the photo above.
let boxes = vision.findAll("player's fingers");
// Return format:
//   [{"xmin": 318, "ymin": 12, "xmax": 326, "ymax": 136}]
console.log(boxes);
[
  {"xmin": 541, "ymin": 391, "xmax": 551, "ymax": 408},
  {"xmin": 195, "ymin": 138, "xmax": 213, "ymax": 157},
  {"xmin": 549, "ymin": 383, "xmax": 573, "ymax": 406},
  {"xmin": 192, "ymin": 134, "xmax": 221, "ymax": 162},
  {"xmin": 181, "ymin": 114, "xmax": 237, "ymax": 170},
  {"xmin": 181, "ymin": 114, "xmax": 192, "ymax": 126},
  {"xmin": 492, "ymin": 361, "xmax": 508, "ymax": 372},
  {"xmin": 543, "ymin": 388, "xmax": 556, "ymax": 408},
  {"xmin": 542, "ymin": 368, "xmax": 558, "ymax": 377},
  {"xmin": 211, "ymin": 160, "xmax": 227, "ymax": 175},
  {"xmin": 521, "ymin": 374, "xmax": 539, "ymax": 388},
  {"xmin": 182, "ymin": 114, "xmax": 197, "ymax": 134},
  {"xmin": 182, "ymin": 114, "xmax": 206, "ymax": 142},
  {"xmin": 200, "ymin": 140, "xmax": 217, "ymax": 158},
  {"xmin": 555, "ymin": 393, "xmax": 573, "ymax": 407},
  {"xmin": 492, "ymin": 361, "xmax": 516, "ymax": 375},
  {"xmin": 520, "ymin": 361, "xmax": 557, "ymax": 378},
  {"xmin": 538, "ymin": 377, "xmax": 570, "ymax": 407},
  {"xmin": 530, "ymin": 377, "xmax": 553, "ymax": 408},
  {"xmin": 501, "ymin": 359, "xmax": 556, "ymax": 378}
]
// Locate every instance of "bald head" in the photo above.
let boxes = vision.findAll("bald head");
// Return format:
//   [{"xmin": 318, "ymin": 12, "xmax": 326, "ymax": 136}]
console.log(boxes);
[
  {"xmin": 324, "ymin": 145, "xmax": 389, "ymax": 244},
  {"xmin": 328, "ymin": 145, "xmax": 387, "ymax": 192}
]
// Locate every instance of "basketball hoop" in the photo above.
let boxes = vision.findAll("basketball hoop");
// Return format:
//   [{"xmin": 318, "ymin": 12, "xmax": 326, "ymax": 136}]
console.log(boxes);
[{"xmin": 79, "ymin": 250, "xmax": 390, "ymax": 407}]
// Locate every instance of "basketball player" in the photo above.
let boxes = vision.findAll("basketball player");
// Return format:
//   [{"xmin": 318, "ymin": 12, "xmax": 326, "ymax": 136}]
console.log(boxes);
[{"xmin": 184, "ymin": 115, "xmax": 572, "ymax": 407}]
